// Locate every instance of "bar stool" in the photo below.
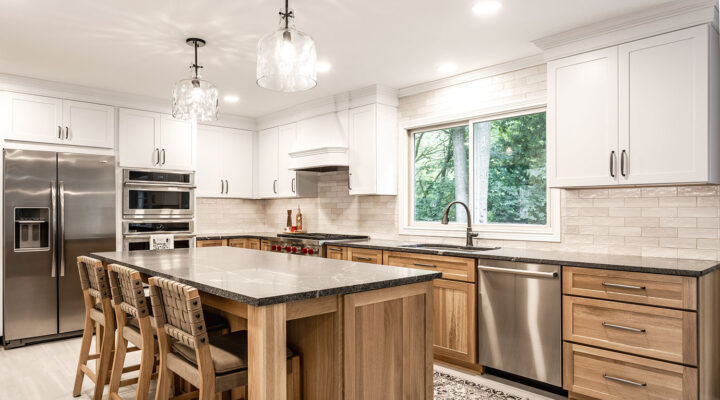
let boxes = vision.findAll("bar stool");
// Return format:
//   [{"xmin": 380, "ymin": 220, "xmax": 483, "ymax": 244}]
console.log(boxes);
[
  {"xmin": 73, "ymin": 256, "xmax": 116, "ymax": 400},
  {"xmin": 148, "ymin": 276, "xmax": 302, "ymax": 400},
  {"xmin": 106, "ymin": 263, "xmax": 158, "ymax": 400}
]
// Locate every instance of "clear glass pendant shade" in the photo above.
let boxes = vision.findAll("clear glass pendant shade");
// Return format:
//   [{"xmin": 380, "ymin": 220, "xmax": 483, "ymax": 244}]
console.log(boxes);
[
  {"xmin": 172, "ymin": 68, "xmax": 219, "ymax": 121},
  {"xmin": 257, "ymin": 10, "xmax": 317, "ymax": 92}
]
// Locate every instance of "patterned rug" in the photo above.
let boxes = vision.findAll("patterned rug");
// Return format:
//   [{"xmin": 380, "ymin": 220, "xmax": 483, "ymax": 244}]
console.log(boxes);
[{"xmin": 434, "ymin": 371, "xmax": 530, "ymax": 400}]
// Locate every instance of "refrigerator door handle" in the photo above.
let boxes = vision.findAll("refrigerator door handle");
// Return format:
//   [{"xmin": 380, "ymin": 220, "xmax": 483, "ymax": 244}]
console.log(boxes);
[
  {"xmin": 59, "ymin": 181, "xmax": 65, "ymax": 277},
  {"xmin": 51, "ymin": 180, "xmax": 57, "ymax": 277}
]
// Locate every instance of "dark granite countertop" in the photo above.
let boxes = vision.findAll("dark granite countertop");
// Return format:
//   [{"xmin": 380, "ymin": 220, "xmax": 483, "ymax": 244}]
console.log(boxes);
[
  {"xmin": 336, "ymin": 239, "xmax": 720, "ymax": 277},
  {"xmin": 92, "ymin": 247, "xmax": 440, "ymax": 306},
  {"xmin": 195, "ymin": 232, "xmax": 277, "ymax": 240}
]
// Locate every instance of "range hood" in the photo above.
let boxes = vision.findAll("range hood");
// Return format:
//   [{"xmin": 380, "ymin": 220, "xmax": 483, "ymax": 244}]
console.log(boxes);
[{"xmin": 288, "ymin": 112, "xmax": 349, "ymax": 172}]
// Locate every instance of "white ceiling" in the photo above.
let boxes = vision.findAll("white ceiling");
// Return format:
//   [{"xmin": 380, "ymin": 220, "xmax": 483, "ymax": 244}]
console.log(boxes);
[{"xmin": 0, "ymin": 0, "xmax": 671, "ymax": 117}]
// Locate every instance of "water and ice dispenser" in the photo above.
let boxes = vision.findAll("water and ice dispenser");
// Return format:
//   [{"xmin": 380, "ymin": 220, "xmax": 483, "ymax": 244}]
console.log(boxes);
[{"xmin": 14, "ymin": 208, "xmax": 50, "ymax": 250}]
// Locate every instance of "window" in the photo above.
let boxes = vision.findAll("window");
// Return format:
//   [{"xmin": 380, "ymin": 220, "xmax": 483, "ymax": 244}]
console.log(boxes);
[{"xmin": 406, "ymin": 107, "xmax": 558, "ymax": 241}]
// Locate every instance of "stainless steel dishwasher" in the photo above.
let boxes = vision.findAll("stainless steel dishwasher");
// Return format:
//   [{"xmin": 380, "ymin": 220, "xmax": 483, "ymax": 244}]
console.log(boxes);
[{"xmin": 477, "ymin": 260, "xmax": 562, "ymax": 387}]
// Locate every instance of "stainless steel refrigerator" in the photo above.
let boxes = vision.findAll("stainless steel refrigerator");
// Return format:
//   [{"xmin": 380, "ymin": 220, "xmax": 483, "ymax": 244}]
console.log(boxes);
[{"xmin": 3, "ymin": 149, "xmax": 115, "ymax": 348}]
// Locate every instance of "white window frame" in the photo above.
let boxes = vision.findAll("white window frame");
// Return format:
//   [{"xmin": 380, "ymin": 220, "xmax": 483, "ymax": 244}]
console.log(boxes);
[{"xmin": 398, "ymin": 99, "xmax": 561, "ymax": 242}]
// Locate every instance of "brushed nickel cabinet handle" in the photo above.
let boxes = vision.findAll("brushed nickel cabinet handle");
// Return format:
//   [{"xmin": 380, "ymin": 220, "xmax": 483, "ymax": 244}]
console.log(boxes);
[
  {"xmin": 603, "ymin": 374, "xmax": 646, "ymax": 387},
  {"xmin": 221, "ymin": 179, "xmax": 224, "ymax": 194},
  {"xmin": 329, "ymin": 247, "xmax": 342, "ymax": 251},
  {"xmin": 153, "ymin": 148, "xmax": 160, "ymax": 166},
  {"xmin": 292, "ymin": 177, "xmax": 296, "ymax": 193},
  {"xmin": 161, "ymin": 148, "xmax": 166, "ymax": 165},
  {"xmin": 225, "ymin": 180, "xmax": 229, "ymax": 194},
  {"xmin": 620, "ymin": 149, "xmax": 628, "ymax": 177},
  {"xmin": 414, "ymin": 262, "xmax": 437, "ymax": 268},
  {"xmin": 602, "ymin": 282, "xmax": 646, "ymax": 290},
  {"xmin": 602, "ymin": 322, "xmax": 646, "ymax": 333},
  {"xmin": 348, "ymin": 172, "xmax": 352, "ymax": 191},
  {"xmin": 355, "ymin": 256, "xmax": 372, "ymax": 261},
  {"xmin": 58, "ymin": 126, "xmax": 62, "ymax": 139},
  {"xmin": 610, "ymin": 151, "xmax": 616, "ymax": 178},
  {"xmin": 273, "ymin": 180, "xmax": 277, "ymax": 194},
  {"xmin": 65, "ymin": 126, "xmax": 69, "ymax": 140}
]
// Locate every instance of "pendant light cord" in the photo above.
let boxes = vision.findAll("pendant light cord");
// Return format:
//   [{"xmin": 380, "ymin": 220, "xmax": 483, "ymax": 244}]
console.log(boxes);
[{"xmin": 193, "ymin": 40, "xmax": 199, "ymax": 78}]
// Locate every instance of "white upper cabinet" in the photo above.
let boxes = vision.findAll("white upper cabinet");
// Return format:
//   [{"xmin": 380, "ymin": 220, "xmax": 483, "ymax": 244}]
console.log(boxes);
[
  {"xmin": 118, "ymin": 108, "xmax": 195, "ymax": 170},
  {"xmin": 159, "ymin": 115, "xmax": 195, "ymax": 171},
  {"xmin": 548, "ymin": 24, "xmax": 719, "ymax": 187},
  {"xmin": 258, "ymin": 127, "xmax": 279, "ymax": 198},
  {"xmin": 619, "ymin": 25, "xmax": 711, "ymax": 185},
  {"xmin": 4, "ymin": 93, "xmax": 114, "ymax": 148},
  {"xmin": 348, "ymin": 103, "xmax": 397, "ymax": 195},
  {"xmin": 62, "ymin": 100, "xmax": 114, "ymax": 148},
  {"xmin": 277, "ymin": 123, "xmax": 297, "ymax": 197},
  {"xmin": 547, "ymin": 47, "xmax": 618, "ymax": 187},
  {"xmin": 197, "ymin": 125, "xmax": 253, "ymax": 198}
]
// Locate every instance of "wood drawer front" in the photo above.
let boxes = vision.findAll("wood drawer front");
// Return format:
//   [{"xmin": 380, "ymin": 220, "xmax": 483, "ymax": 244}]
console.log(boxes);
[
  {"xmin": 564, "ymin": 296, "xmax": 697, "ymax": 365},
  {"xmin": 563, "ymin": 266, "xmax": 697, "ymax": 310},
  {"xmin": 347, "ymin": 248, "xmax": 382, "ymax": 264},
  {"xmin": 227, "ymin": 238, "xmax": 246, "ymax": 248},
  {"xmin": 196, "ymin": 239, "xmax": 226, "ymax": 247},
  {"xmin": 325, "ymin": 246, "xmax": 348, "ymax": 260},
  {"xmin": 564, "ymin": 343, "xmax": 698, "ymax": 400},
  {"xmin": 383, "ymin": 251, "xmax": 475, "ymax": 283}
]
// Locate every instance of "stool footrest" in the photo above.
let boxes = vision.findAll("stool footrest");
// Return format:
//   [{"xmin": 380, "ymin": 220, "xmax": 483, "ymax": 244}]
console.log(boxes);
[{"xmin": 80, "ymin": 365, "xmax": 97, "ymax": 383}]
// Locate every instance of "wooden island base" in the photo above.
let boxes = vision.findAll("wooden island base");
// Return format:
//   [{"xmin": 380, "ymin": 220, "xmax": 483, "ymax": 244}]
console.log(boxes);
[{"xmin": 196, "ymin": 281, "xmax": 434, "ymax": 400}]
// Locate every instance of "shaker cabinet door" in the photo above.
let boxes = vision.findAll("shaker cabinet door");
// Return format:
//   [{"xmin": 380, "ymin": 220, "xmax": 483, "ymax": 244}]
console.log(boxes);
[
  {"xmin": 119, "ymin": 108, "xmax": 161, "ymax": 168},
  {"xmin": 547, "ymin": 47, "xmax": 619, "ymax": 187},
  {"xmin": 433, "ymin": 279, "xmax": 476, "ymax": 364},
  {"xmin": 223, "ymin": 129, "xmax": 254, "ymax": 198},
  {"xmin": 196, "ymin": 125, "xmax": 224, "ymax": 197},
  {"xmin": 5, "ymin": 93, "xmax": 63, "ymax": 145},
  {"xmin": 348, "ymin": 104, "xmax": 377, "ymax": 195},
  {"xmin": 277, "ymin": 123, "xmax": 298, "ymax": 197},
  {"xmin": 619, "ymin": 25, "xmax": 710, "ymax": 185},
  {"xmin": 257, "ymin": 127, "xmax": 279, "ymax": 198},
  {"xmin": 159, "ymin": 115, "xmax": 194, "ymax": 171},
  {"xmin": 62, "ymin": 100, "xmax": 115, "ymax": 148}
]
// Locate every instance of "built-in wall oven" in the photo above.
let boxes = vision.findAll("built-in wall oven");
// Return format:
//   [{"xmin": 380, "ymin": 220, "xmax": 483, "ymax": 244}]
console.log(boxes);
[
  {"xmin": 122, "ymin": 219, "xmax": 196, "ymax": 251},
  {"xmin": 123, "ymin": 169, "xmax": 195, "ymax": 219}
]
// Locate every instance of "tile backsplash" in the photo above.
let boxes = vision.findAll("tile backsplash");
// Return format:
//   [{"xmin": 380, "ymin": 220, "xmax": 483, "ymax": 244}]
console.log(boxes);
[{"xmin": 196, "ymin": 173, "xmax": 720, "ymax": 260}]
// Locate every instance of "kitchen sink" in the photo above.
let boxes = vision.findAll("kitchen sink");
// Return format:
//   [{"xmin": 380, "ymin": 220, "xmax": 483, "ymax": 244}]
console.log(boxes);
[{"xmin": 398, "ymin": 243, "xmax": 500, "ymax": 253}]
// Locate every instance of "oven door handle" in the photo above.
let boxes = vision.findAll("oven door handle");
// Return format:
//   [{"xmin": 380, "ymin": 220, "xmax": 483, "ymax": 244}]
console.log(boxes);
[
  {"xmin": 478, "ymin": 265, "xmax": 558, "ymax": 279},
  {"xmin": 123, "ymin": 182, "xmax": 197, "ymax": 189}
]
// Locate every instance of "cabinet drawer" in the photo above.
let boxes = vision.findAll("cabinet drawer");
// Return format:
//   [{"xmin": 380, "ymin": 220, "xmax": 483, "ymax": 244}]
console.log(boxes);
[
  {"xmin": 564, "ymin": 342, "xmax": 697, "ymax": 400},
  {"xmin": 347, "ymin": 247, "xmax": 382, "ymax": 264},
  {"xmin": 564, "ymin": 296, "xmax": 697, "ymax": 365},
  {"xmin": 227, "ymin": 238, "xmax": 246, "ymax": 248},
  {"xmin": 325, "ymin": 245, "xmax": 348, "ymax": 260},
  {"xmin": 383, "ymin": 251, "xmax": 475, "ymax": 283},
  {"xmin": 196, "ymin": 239, "xmax": 226, "ymax": 247},
  {"xmin": 563, "ymin": 266, "xmax": 697, "ymax": 310}
]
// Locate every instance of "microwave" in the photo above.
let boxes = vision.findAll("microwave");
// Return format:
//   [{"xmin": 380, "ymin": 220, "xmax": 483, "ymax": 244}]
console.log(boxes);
[{"xmin": 123, "ymin": 169, "xmax": 195, "ymax": 219}]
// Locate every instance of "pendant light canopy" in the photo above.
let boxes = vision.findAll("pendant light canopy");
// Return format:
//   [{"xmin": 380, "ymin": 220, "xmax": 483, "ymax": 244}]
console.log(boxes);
[
  {"xmin": 172, "ymin": 38, "xmax": 219, "ymax": 121},
  {"xmin": 256, "ymin": 0, "xmax": 317, "ymax": 92}
]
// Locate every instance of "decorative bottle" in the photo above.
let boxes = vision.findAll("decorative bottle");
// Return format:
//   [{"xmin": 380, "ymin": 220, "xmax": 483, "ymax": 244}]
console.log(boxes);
[{"xmin": 296, "ymin": 206, "xmax": 303, "ymax": 232}]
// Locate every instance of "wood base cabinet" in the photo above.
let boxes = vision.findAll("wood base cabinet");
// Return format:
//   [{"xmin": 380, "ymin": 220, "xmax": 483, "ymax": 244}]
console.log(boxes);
[
  {"xmin": 196, "ymin": 239, "xmax": 226, "ymax": 247},
  {"xmin": 432, "ymin": 279, "xmax": 476, "ymax": 364},
  {"xmin": 563, "ymin": 266, "xmax": 720, "ymax": 400}
]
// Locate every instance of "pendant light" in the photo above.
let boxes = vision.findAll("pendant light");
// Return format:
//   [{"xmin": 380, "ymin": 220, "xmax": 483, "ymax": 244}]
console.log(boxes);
[
  {"xmin": 172, "ymin": 38, "xmax": 219, "ymax": 121},
  {"xmin": 256, "ymin": 0, "xmax": 317, "ymax": 92}
]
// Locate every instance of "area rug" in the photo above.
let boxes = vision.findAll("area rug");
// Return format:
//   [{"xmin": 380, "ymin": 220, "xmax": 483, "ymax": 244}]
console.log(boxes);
[{"xmin": 434, "ymin": 370, "xmax": 530, "ymax": 400}]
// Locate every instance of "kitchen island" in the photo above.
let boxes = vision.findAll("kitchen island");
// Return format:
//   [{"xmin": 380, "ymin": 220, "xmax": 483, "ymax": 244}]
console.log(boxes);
[{"xmin": 92, "ymin": 247, "xmax": 440, "ymax": 400}]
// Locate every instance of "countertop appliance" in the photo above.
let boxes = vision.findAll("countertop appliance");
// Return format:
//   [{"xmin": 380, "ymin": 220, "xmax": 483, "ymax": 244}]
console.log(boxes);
[
  {"xmin": 3, "ymin": 149, "xmax": 115, "ymax": 348},
  {"xmin": 122, "ymin": 169, "xmax": 195, "ymax": 219},
  {"xmin": 265, "ymin": 233, "xmax": 369, "ymax": 256},
  {"xmin": 122, "ymin": 220, "xmax": 195, "ymax": 251},
  {"xmin": 477, "ymin": 259, "xmax": 562, "ymax": 387}
]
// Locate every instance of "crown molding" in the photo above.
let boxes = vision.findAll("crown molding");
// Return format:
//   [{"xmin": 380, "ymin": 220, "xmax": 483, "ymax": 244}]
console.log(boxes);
[
  {"xmin": 533, "ymin": 0, "xmax": 719, "ymax": 60},
  {"xmin": 398, "ymin": 54, "xmax": 545, "ymax": 98},
  {"xmin": 0, "ymin": 72, "xmax": 256, "ymax": 130},
  {"xmin": 256, "ymin": 84, "xmax": 398, "ymax": 130}
]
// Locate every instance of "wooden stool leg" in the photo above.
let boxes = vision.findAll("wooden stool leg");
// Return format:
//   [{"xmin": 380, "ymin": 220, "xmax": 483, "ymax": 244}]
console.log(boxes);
[
  {"xmin": 108, "ymin": 334, "xmax": 128, "ymax": 398},
  {"xmin": 73, "ymin": 314, "xmax": 94, "ymax": 397},
  {"xmin": 289, "ymin": 355, "xmax": 301, "ymax": 400},
  {"xmin": 136, "ymin": 324, "xmax": 155, "ymax": 400},
  {"xmin": 93, "ymin": 320, "xmax": 114, "ymax": 399}
]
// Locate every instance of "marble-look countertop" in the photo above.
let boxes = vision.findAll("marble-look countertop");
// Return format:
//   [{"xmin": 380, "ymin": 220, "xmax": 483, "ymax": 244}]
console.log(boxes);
[{"xmin": 92, "ymin": 247, "xmax": 440, "ymax": 306}]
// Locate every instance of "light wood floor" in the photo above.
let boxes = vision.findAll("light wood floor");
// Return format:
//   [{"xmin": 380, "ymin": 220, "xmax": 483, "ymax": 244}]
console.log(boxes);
[{"xmin": 0, "ymin": 336, "xmax": 562, "ymax": 400}]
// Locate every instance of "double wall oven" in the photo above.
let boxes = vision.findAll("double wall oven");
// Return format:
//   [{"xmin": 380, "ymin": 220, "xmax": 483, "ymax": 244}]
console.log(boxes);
[{"xmin": 122, "ymin": 169, "xmax": 196, "ymax": 251}]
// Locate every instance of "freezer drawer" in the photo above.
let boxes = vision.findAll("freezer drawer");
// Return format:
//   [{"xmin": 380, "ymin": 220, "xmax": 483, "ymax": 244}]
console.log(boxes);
[{"xmin": 477, "ymin": 260, "xmax": 562, "ymax": 387}]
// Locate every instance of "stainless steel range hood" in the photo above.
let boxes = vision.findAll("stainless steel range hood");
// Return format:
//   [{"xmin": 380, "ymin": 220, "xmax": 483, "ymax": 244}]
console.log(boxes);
[{"xmin": 288, "ymin": 112, "xmax": 349, "ymax": 171}]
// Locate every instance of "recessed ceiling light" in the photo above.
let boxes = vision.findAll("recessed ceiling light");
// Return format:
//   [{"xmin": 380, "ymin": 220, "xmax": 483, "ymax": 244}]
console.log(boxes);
[
  {"xmin": 437, "ymin": 62, "xmax": 458, "ymax": 74},
  {"xmin": 223, "ymin": 95, "xmax": 240, "ymax": 103},
  {"xmin": 472, "ymin": 0, "xmax": 502, "ymax": 15},
  {"xmin": 316, "ymin": 61, "xmax": 332, "ymax": 73}
]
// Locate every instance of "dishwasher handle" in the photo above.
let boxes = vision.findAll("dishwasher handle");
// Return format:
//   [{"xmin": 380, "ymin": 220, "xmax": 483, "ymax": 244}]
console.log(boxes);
[{"xmin": 478, "ymin": 265, "xmax": 558, "ymax": 279}]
